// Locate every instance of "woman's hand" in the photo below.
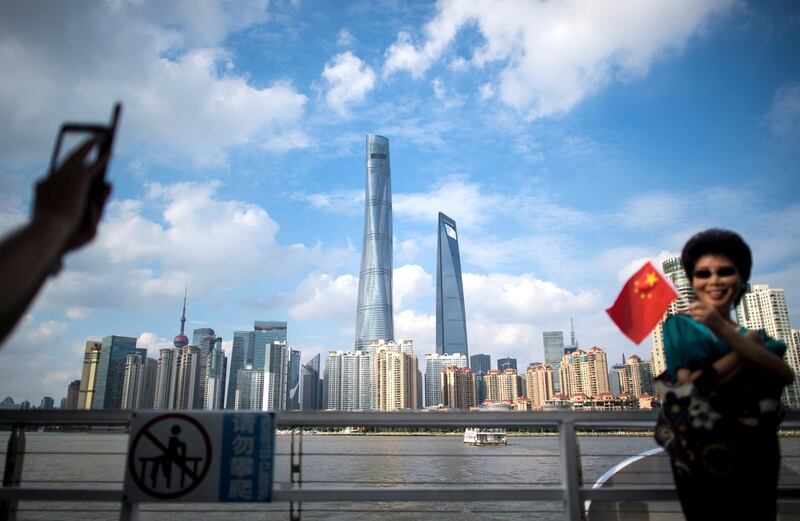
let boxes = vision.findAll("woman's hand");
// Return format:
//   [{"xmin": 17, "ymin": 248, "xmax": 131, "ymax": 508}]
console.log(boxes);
[{"xmin": 686, "ymin": 301, "xmax": 729, "ymax": 335}]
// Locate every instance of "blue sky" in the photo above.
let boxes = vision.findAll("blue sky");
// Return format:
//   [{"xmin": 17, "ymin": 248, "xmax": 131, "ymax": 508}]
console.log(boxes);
[{"xmin": 1, "ymin": 0, "xmax": 798, "ymax": 402}]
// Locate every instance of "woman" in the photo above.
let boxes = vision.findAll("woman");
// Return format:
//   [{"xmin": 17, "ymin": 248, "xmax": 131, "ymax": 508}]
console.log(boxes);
[{"xmin": 661, "ymin": 229, "xmax": 793, "ymax": 520}]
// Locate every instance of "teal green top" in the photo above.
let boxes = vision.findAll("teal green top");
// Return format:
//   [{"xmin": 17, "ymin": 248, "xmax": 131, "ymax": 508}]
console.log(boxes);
[{"xmin": 663, "ymin": 314, "xmax": 787, "ymax": 381}]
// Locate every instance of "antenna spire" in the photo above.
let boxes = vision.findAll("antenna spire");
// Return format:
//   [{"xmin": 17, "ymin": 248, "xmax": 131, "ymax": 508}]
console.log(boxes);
[{"xmin": 180, "ymin": 286, "xmax": 187, "ymax": 336}]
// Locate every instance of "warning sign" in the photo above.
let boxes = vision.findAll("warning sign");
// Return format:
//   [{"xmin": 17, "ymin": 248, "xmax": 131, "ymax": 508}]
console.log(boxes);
[{"xmin": 124, "ymin": 412, "xmax": 274, "ymax": 503}]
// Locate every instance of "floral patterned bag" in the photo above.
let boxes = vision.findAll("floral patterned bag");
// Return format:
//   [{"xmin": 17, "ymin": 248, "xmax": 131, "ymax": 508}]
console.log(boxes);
[{"xmin": 654, "ymin": 367, "xmax": 782, "ymax": 476}]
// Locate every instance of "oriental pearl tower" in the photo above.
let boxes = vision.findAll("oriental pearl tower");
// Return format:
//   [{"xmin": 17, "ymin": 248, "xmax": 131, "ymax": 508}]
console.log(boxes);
[{"xmin": 173, "ymin": 288, "xmax": 189, "ymax": 348}]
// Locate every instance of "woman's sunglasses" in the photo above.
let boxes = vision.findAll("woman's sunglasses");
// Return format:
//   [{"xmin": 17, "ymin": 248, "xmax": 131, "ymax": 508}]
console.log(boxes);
[{"xmin": 693, "ymin": 267, "xmax": 737, "ymax": 279}]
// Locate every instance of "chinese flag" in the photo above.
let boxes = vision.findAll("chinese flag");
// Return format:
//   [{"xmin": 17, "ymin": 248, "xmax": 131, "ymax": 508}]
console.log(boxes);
[{"xmin": 606, "ymin": 261, "xmax": 677, "ymax": 344}]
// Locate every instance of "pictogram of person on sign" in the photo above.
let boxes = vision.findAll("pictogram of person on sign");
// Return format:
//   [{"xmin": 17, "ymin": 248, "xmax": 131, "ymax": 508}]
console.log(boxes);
[{"xmin": 148, "ymin": 425, "xmax": 188, "ymax": 488}]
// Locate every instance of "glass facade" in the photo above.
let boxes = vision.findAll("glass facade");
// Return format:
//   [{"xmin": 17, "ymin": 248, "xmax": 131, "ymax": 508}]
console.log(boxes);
[
  {"xmin": 287, "ymin": 349, "xmax": 301, "ymax": 410},
  {"xmin": 92, "ymin": 335, "xmax": 143, "ymax": 409},
  {"xmin": 436, "ymin": 212, "xmax": 468, "ymax": 356},
  {"xmin": 226, "ymin": 330, "xmax": 252, "ymax": 409},
  {"xmin": 543, "ymin": 330, "xmax": 565, "ymax": 393},
  {"xmin": 355, "ymin": 135, "xmax": 394, "ymax": 350},
  {"xmin": 497, "ymin": 357, "xmax": 517, "ymax": 371},
  {"xmin": 252, "ymin": 321, "xmax": 287, "ymax": 369}
]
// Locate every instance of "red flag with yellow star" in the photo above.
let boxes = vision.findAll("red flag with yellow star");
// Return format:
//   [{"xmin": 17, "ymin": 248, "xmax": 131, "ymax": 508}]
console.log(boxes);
[{"xmin": 606, "ymin": 261, "xmax": 677, "ymax": 344}]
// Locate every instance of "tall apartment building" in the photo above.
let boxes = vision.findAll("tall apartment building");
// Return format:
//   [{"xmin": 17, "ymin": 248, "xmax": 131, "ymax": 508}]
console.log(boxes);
[
  {"xmin": 441, "ymin": 367, "xmax": 476, "ymax": 409},
  {"xmin": 736, "ymin": 284, "xmax": 799, "ymax": 407},
  {"xmin": 526, "ymin": 363, "xmax": 555, "ymax": 409},
  {"xmin": 620, "ymin": 355, "xmax": 654, "ymax": 397},
  {"xmin": 227, "ymin": 330, "xmax": 254, "ymax": 409},
  {"xmin": 154, "ymin": 348, "xmax": 176, "ymax": 409},
  {"xmin": 424, "ymin": 352, "xmax": 468, "ymax": 407},
  {"xmin": 263, "ymin": 341, "xmax": 289, "ymax": 411},
  {"xmin": 172, "ymin": 345, "xmax": 203, "ymax": 409},
  {"xmin": 651, "ymin": 256, "xmax": 695, "ymax": 376},
  {"xmin": 235, "ymin": 365, "xmax": 264, "ymax": 410},
  {"xmin": 324, "ymin": 350, "xmax": 372, "ymax": 411},
  {"xmin": 543, "ymin": 331, "xmax": 565, "ymax": 393},
  {"xmin": 121, "ymin": 354, "xmax": 157, "ymax": 409},
  {"xmin": 354, "ymin": 135, "xmax": 394, "ymax": 351},
  {"xmin": 483, "ymin": 369, "xmax": 520, "ymax": 403},
  {"xmin": 66, "ymin": 380, "xmax": 81, "ymax": 410},
  {"xmin": 559, "ymin": 347, "xmax": 610, "ymax": 399},
  {"xmin": 204, "ymin": 337, "xmax": 227, "ymax": 410},
  {"xmin": 78, "ymin": 340, "xmax": 102, "ymax": 409},
  {"xmin": 287, "ymin": 349, "xmax": 301, "ymax": 410},
  {"xmin": 92, "ymin": 335, "xmax": 144, "ymax": 409},
  {"xmin": 436, "ymin": 212, "xmax": 468, "ymax": 357},
  {"xmin": 375, "ymin": 345, "xmax": 418, "ymax": 411}
]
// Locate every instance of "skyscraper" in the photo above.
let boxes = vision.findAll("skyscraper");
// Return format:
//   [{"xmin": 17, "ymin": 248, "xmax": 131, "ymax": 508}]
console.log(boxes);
[
  {"xmin": 436, "ymin": 212, "xmax": 468, "ymax": 356},
  {"xmin": 121, "ymin": 354, "xmax": 157, "ymax": 409},
  {"xmin": 66, "ymin": 380, "xmax": 81, "ymax": 410},
  {"xmin": 263, "ymin": 341, "xmax": 289, "ymax": 411},
  {"xmin": 92, "ymin": 335, "xmax": 143, "ymax": 410},
  {"xmin": 324, "ymin": 350, "xmax": 374, "ymax": 410},
  {"xmin": 620, "ymin": 355, "xmax": 654, "ymax": 397},
  {"xmin": 253, "ymin": 321, "xmax": 287, "ymax": 368},
  {"xmin": 286, "ymin": 349, "xmax": 301, "ymax": 410},
  {"xmin": 227, "ymin": 330, "xmax": 254, "ymax": 409},
  {"xmin": 651, "ymin": 256, "xmax": 695, "ymax": 376},
  {"xmin": 441, "ymin": 367, "xmax": 477, "ymax": 410},
  {"xmin": 235, "ymin": 365, "xmax": 264, "ymax": 410},
  {"xmin": 559, "ymin": 347, "xmax": 610, "ymax": 399},
  {"xmin": 204, "ymin": 337, "xmax": 227, "ymax": 410},
  {"xmin": 526, "ymin": 363, "xmax": 555, "ymax": 410},
  {"xmin": 543, "ymin": 331, "xmax": 565, "ymax": 392},
  {"xmin": 355, "ymin": 134, "xmax": 394, "ymax": 350},
  {"xmin": 172, "ymin": 345, "xmax": 202, "ymax": 409},
  {"xmin": 497, "ymin": 357, "xmax": 517, "ymax": 371},
  {"xmin": 78, "ymin": 340, "xmax": 102, "ymax": 409},
  {"xmin": 300, "ymin": 353, "xmax": 323, "ymax": 410},
  {"xmin": 154, "ymin": 348, "xmax": 176, "ymax": 409},
  {"xmin": 470, "ymin": 354, "xmax": 491, "ymax": 374},
  {"xmin": 736, "ymin": 284, "xmax": 799, "ymax": 407},
  {"xmin": 375, "ymin": 345, "xmax": 418, "ymax": 411},
  {"xmin": 424, "ymin": 352, "xmax": 468, "ymax": 407}
]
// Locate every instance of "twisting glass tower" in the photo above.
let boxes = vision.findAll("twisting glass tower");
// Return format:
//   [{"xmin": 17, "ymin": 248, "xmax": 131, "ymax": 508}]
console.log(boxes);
[
  {"xmin": 355, "ymin": 135, "xmax": 394, "ymax": 350},
  {"xmin": 436, "ymin": 212, "xmax": 468, "ymax": 356}
]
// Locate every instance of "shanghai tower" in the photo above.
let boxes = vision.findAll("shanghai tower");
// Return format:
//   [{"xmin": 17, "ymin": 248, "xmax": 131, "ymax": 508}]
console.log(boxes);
[
  {"xmin": 436, "ymin": 212, "xmax": 468, "ymax": 356},
  {"xmin": 355, "ymin": 135, "xmax": 394, "ymax": 350}
]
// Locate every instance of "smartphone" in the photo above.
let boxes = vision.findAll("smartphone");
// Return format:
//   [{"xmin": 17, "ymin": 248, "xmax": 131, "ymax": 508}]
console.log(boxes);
[{"xmin": 48, "ymin": 102, "xmax": 121, "ymax": 178}]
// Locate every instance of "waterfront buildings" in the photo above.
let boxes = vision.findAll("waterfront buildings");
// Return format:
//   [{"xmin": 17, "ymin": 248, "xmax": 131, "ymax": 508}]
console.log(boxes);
[
  {"xmin": 620, "ymin": 355, "xmax": 654, "ymax": 398},
  {"xmin": 526, "ymin": 363, "xmax": 555, "ymax": 410},
  {"xmin": 154, "ymin": 348, "xmax": 176, "ymax": 409},
  {"xmin": 651, "ymin": 256, "xmax": 695, "ymax": 376},
  {"xmin": 470, "ymin": 354, "xmax": 491, "ymax": 374},
  {"xmin": 375, "ymin": 343, "xmax": 418, "ymax": 411},
  {"xmin": 737, "ymin": 284, "xmax": 799, "ymax": 407},
  {"xmin": 324, "ymin": 350, "xmax": 373, "ymax": 410},
  {"xmin": 608, "ymin": 358, "xmax": 626, "ymax": 395},
  {"xmin": 235, "ymin": 365, "xmax": 264, "ymax": 410},
  {"xmin": 300, "ymin": 353, "xmax": 323, "ymax": 410},
  {"xmin": 92, "ymin": 335, "xmax": 144, "ymax": 409},
  {"xmin": 354, "ymin": 135, "xmax": 394, "ymax": 351},
  {"xmin": 204, "ymin": 337, "xmax": 227, "ymax": 410},
  {"xmin": 435, "ymin": 212, "xmax": 468, "ymax": 357},
  {"xmin": 559, "ymin": 347, "xmax": 610, "ymax": 399},
  {"xmin": 172, "ymin": 345, "xmax": 203, "ymax": 409},
  {"xmin": 253, "ymin": 321, "xmax": 287, "ymax": 368},
  {"xmin": 263, "ymin": 341, "xmax": 290, "ymax": 411},
  {"xmin": 66, "ymin": 380, "xmax": 80, "ymax": 410},
  {"xmin": 441, "ymin": 367, "xmax": 476, "ymax": 409},
  {"xmin": 39, "ymin": 396, "xmax": 54, "ymax": 409},
  {"xmin": 227, "ymin": 330, "xmax": 254, "ymax": 409},
  {"xmin": 287, "ymin": 349, "xmax": 301, "ymax": 410},
  {"xmin": 121, "ymin": 354, "xmax": 157, "ymax": 410},
  {"xmin": 543, "ymin": 331, "xmax": 565, "ymax": 393},
  {"xmin": 483, "ymin": 369, "xmax": 520, "ymax": 403},
  {"xmin": 77, "ymin": 340, "xmax": 102, "ymax": 409},
  {"xmin": 424, "ymin": 352, "xmax": 468, "ymax": 407},
  {"xmin": 497, "ymin": 357, "xmax": 517, "ymax": 371}
]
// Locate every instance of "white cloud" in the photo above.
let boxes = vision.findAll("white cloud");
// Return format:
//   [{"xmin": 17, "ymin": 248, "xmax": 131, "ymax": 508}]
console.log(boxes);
[
  {"xmin": 337, "ymin": 28, "xmax": 356, "ymax": 47},
  {"xmin": 431, "ymin": 78, "xmax": 465, "ymax": 108},
  {"xmin": 137, "ymin": 331, "xmax": 173, "ymax": 356},
  {"xmin": 287, "ymin": 273, "xmax": 358, "ymax": 321},
  {"xmin": 479, "ymin": 83, "xmax": 495, "ymax": 100},
  {"xmin": 291, "ymin": 189, "xmax": 363, "ymax": 216},
  {"xmin": 394, "ymin": 309, "xmax": 436, "ymax": 352},
  {"xmin": 0, "ymin": 1, "xmax": 308, "ymax": 168},
  {"xmin": 382, "ymin": 0, "xmax": 736, "ymax": 119},
  {"xmin": 766, "ymin": 80, "xmax": 800, "ymax": 147},
  {"xmin": 65, "ymin": 307, "xmax": 91, "ymax": 320},
  {"xmin": 322, "ymin": 51, "xmax": 376, "ymax": 114},
  {"xmin": 393, "ymin": 264, "xmax": 434, "ymax": 309}
]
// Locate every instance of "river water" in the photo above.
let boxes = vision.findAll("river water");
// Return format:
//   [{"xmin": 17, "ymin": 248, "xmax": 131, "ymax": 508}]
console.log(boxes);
[{"xmin": 4, "ymin": 432, "xmax": 800, "ymax": 520}]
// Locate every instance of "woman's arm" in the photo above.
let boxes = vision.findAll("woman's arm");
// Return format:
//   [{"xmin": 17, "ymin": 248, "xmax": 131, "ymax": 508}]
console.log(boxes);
[
  {"xmin": 677, "ymin": 351, "xmax": 742, "ymax": 384},
  {"xmin": 688, "ymin": 302, "xmax": 794, "ymax": 384}
]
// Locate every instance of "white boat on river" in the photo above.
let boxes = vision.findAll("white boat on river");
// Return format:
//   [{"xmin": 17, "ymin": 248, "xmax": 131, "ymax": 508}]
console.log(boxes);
[{"xmin": 463, "ymin": 427, "xmax": 507, "ymax": 445}]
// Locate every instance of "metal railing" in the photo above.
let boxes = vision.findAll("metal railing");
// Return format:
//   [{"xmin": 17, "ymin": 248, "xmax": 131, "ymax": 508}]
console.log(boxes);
[{"xmin": 1, "ymin": 409, "xmax": 800, "ymax": 521}]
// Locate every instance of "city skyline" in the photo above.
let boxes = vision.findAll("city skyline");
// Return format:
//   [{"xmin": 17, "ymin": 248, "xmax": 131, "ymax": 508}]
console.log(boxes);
[{"xmin": 0, "ymin": 2, "xmax": 798, "ymax": 401}]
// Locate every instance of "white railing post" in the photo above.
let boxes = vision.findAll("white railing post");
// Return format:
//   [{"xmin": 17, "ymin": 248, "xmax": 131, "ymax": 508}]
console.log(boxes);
[{"xmin": 559, "ymin": 419, "xmax": 583, "ymax": 521}]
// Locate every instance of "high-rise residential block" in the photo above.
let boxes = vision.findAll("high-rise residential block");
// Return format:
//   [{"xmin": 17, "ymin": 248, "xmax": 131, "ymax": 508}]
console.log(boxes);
[
  {"xmin": 204, "ymin": 337, "xmax": 227, "ymax": 410},
  {"xmin": 354, "ymin": 135, "xmax": 394, "ymax": 350},
  {"xmin": 66, "ymin": 380, "xmax": 81, "ymax": 410},
  {"xmin": 227, "ymin": 330, "xmax": 254, "ymax": 409},
  {"xmin": 263, "ymin": 341, "xmax": 289, "ymax": 411},
  {"xmin": 154, "ymin": 348, "xmax": 176, "ymax": 409},
  {"xmin": 483, "ymin": 369, "xmax": 520, "ymax": 403},
  {"xmin": 424, "ymin": 352, "xmax": 468, "ymax": 407},
  {"xmin": 121, "ymin": 354, "xmax": 157, "ymax": 410},
  {"xmin": 543, "ymin": 331, "xmax": 565, "ymax": 392},
  {"xmin": 92, "ymin": 335, "xmax": 143, "ymax": 410},
  {"xmin": 172, "ymin": 345, "xmax": 203, "ymax": 409},
  {"xmin": 497, "ymin": 357, "xmax": 517, "ymax": 371},
  {"xmin": 620, "ymin": 355, "xmax": 654, "ymax": 398},
  {"xmin": 375, "ymin": 345, "xmax": 418, "ymax": 411},
  {"xmin": 441, "ymin": 367, "xmax": 476, "ymax": 409},
  {"xmin": 559, "ymin": 347, "xmax": 610, "ymax": 399},
  {"xmin": 651, "ymin": 256, "xmax": 695, "ymax": 376},
  {"xmin": 526, "ymin": 363, "xmax": 555, "ymax": 410},
  {"xmin": 287, "ymin": 349, "xmax": 301, "ymax": 410},
  {"xmin": 737, "ymin": 284, "xmax": 799, "ymax": 407},
  {"xmin": 300, "ymin": 353, "xmax": 323, "ymax": 410},
  {"xmin": 39, "ymin": 396, "xmax": 54, "ymax": 410},
  {"xmin": 235, "ymin": 365, "xmax": 264, "ymax": 410},
  {"xmin": 436, "ymin": 212, "xmax": 468, "ymax": 356},
  {"xmin": 78, "ymin": 340, "xmax": 102, "ymax": 409}
]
